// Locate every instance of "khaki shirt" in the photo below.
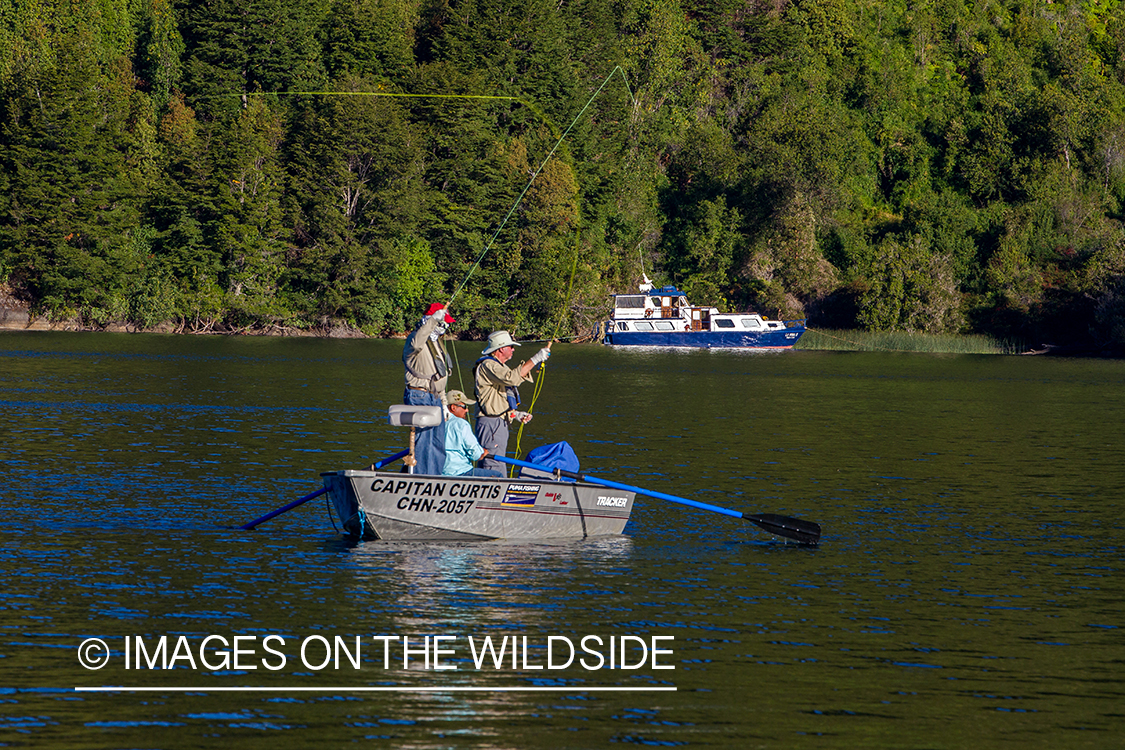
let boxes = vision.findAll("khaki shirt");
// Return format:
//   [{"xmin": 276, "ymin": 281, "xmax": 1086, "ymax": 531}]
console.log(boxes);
[
  {"xmin": 403, "ymin": 316, "xmax": 451, "ymax": 397},
  {"xmin": 474, "ymin": 357, "xmax": 532, "ymax": 418}
]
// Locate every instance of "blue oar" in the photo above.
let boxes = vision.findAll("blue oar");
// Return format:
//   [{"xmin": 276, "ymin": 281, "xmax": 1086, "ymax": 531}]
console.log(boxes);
[
  {"xmin": 493, "ymin": 454, "xmax": 821, "ymax": 545},
  {"xmin": 240, "ymin": 449, "xmax": 410, "ymax": 530}
]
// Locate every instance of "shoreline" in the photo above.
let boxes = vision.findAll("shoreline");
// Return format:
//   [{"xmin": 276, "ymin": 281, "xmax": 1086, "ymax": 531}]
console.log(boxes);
[
  {"xmin": 3, "ymin": 304, "xmax": 1116, "ymax": 357},
  {"xmin": 0, "ymin": 305, "xmax": 385, "ymax": 338}
]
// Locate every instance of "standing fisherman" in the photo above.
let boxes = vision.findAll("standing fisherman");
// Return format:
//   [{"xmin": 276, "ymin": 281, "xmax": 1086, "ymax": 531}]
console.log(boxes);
[
  {"xmin": 473, "ymin": 331, "xmax": 551, "ymax": 474},
  {"xmin": 402, "ymin": 303, "xmax": 455, "ymax": 474}
]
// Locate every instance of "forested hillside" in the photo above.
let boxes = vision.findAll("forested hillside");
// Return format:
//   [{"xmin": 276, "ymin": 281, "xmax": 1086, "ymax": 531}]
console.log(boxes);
[{"xmin": 2, "ymin": 0, "xmax": 1124, "ymax": 351}]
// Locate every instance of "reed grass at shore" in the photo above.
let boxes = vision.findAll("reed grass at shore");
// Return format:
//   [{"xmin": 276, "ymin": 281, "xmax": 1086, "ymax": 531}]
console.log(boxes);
[{"xmin": 797, "ymin": 328, "xmax": 1024, "ymax": 355}]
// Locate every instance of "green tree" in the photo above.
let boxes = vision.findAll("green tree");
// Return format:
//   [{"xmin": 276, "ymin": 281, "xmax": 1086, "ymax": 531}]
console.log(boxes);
[
  {"xmin": 137, "ymin": 0, "xmax": 185, "ymax": 111},
  {"xmin": 662, "ymin": 196, "xmax": 739, "ymax": 308},
  {"xmin": 0, "ymin": 13, "xmax": 143, "ymax": 322},
  {"xmin": 511, "ymin": 152, "xmax": 581, "ymax": 331},
  {"xmin": 324, "ymin": 0, "xmax": 419, "ymax": 84},
  {"xmin": 211, "ymin": 97, "xmax": 287, "ymax": 325},
  {"xmin": 178, "ymin": 0, "xmax": 329, "ymax": 118},
  {"xmin": 147, "ymin": 91, "xmax": 224, "ymax": 330},
  {"xmin": 282, "ymin": 79, "xmax": 431, "ymax": 329},
  {"xmin": 859, "ymin": 235, "xmax": 964, "ymax": 333}
]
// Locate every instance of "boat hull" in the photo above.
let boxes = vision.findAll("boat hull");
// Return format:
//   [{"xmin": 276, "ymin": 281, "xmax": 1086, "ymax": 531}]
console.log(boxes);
[
  {"xmin": 604, "ymin": 328, "xmax": 803, "ymax": 348},
  {"xmin": 322, "ymin": 470, "xmax": 635, "ymax": 541}
]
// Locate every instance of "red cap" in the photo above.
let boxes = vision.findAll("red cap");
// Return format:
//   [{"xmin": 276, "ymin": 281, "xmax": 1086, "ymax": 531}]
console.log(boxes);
[{"xmin": 425, "ymin": 303, "xmax": 455, "ymax": 323}]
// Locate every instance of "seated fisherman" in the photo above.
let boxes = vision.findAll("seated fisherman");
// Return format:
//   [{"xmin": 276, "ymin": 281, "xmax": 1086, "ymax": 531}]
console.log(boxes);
[{"xmin": 443, "ymin": 390, "xmax": 503, "ymax": 477}]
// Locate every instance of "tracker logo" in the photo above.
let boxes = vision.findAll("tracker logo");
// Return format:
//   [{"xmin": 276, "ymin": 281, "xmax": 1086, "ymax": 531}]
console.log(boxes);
[{"xmin": 596, "ymin": 496, "xmax": 628, "ymax": 508}]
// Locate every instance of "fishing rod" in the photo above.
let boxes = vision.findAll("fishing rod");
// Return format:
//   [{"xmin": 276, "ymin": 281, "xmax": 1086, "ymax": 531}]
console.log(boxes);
[
  {"xmin": 510, "ymin": 228, "xmax": 584, "ymax": 462},
  {"xmin": 444, "ymin": 66, "xmax": 635, "ymax": 310},
  {"xmin": 428, "ymin": 68, "xmax": 635, "ymax": 471},
  {"xmin": 508, "ymin": 335, "xmax": 585, "ymax": 344},
  {"xmin": 197, "ymin": 76, "xmax": 637, "ymax": 326}
]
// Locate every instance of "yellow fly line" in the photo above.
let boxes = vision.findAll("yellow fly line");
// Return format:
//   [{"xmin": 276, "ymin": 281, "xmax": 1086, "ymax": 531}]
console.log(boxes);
[
  {"xmin": 510, "ymin": 225, "xmax": 584, "ymax": 464},
  {"xmin": 228, "ymin": 89, "xmax": 563, "ymax": 140},
  {"xmin": 217, "ymin": 70, "xmax": 637, "ymax": 474},
  {"xmin": 433, "ymin": 68, "xmax": 635, "ymax": 471},
  {"xmin": 444, "ymin": 66, "xmax": 634, "ymax": 309}
]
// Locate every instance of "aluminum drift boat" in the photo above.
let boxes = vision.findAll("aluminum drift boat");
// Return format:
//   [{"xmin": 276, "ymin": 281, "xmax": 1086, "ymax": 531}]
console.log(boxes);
[
  {"xmin": 322, "ymin": 406, "xmax": 634, "ymax": 541},
  {"xmin": 313, "ymin": 407, "xmax": 818, "ymax": 544},
  {"xmin": 600, "ymin": 282, "xmax": 805, "ymax": 348},
  {"xmin": 322, "ymin": 470, "xmax": 634, "ymax": 541}
]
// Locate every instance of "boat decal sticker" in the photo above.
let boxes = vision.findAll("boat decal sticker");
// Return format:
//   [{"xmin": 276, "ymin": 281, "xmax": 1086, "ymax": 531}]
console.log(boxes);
[
  {"xmin": 544, "ymin": 490, "xmax": 568, "ymax": 506},
  {"xmin": 501, "ymin": 483, "xmax": 540, "ymax": 506}
]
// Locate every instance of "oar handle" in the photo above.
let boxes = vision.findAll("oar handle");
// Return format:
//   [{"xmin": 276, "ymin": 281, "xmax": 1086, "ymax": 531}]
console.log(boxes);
[
  {"xmin": 240, "ymin": 449, "xmax": 410, "ymax": 530},
  {"xmin": 493, "ymin": 454, "xmax": 742, "ymax": 519},
  {"xmin": 241, "ymin": 487, "xmax": 328, "ymax": 530},
  {"xmin": 371, "ymin": 449, "xmax": 411, "ymax": 470}
]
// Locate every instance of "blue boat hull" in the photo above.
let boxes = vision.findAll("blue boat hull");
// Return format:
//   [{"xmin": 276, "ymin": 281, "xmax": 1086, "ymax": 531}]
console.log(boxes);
[{"xmin": 605, "ymin": 328, "xmax": 803, "ymax": 348}]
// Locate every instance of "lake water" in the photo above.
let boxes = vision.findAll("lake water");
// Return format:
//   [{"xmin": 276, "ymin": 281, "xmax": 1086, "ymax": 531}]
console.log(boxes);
[{"xmin": 1, "ymin": 331, "xmax": 1122, "ymax": 748}]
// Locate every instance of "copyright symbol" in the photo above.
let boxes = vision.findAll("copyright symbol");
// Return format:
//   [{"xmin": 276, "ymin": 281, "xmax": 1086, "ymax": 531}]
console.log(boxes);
[{"xmin": 78, "ymin": 638, "xmax": 111, "ymax": 670}]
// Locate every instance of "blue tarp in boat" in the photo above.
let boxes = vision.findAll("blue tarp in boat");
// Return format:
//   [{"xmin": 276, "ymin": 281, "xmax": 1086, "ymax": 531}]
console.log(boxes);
[{"xmin": 521, "ymin": 441, "xmax": 580, "ymax": 482}]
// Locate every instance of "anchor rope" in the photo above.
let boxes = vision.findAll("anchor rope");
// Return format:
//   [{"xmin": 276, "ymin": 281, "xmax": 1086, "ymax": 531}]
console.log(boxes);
[
  {"xmin": 326, "ymin": 491, "xmax": 339, "ymax": 533},
  {"xmin": 804, "ymin": 327, "xmax": 867, "ymax": 350},
  {"xmin": 339, "ymin": 505, "xmax": 368, "ymax": 538}
]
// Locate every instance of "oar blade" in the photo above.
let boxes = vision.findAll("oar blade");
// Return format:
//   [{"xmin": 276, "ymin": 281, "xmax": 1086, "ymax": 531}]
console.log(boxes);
[{"xmin": 745, "ymin": 513, "xmax": 821, "ymax": 546}]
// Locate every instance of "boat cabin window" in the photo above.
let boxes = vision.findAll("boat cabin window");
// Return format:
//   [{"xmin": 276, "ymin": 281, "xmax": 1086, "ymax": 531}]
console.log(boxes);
[
  {"xmin": 615, "ymin": 295, "xmax": 646, "ymax": 308},
  {"xmin": 650, "ymin": 297, "xmax": 661, "ymax": 307},
  {"xmin": 633, "ymin": 321, "xmax": 654, "ymax": 331},
  {"xmin": 654, "ymin": 321, "xmax": 674, "ymax": 331},
  {"xmin": 740, "ymin": 318, "xmax": 763, "ymax": 330},
  {"xmin": 618, "ymin": 322, "xmax": 629, "ymax": 331},
  {"xmin": 715, "ymin": 319, "xmax": 736, "ymax": 328}
]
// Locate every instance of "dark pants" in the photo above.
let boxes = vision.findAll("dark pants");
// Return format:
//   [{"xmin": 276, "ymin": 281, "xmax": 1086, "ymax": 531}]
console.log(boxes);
[
  {"xmin": 403, "ymin": 388, "xmax": 446, "ymax": 475},
  {"xmin": 475, "ymin": 415, "xmax": 509, "ymax": 473},
  {"xmin": 460, "ymin": 467, "xmax": 504, "ymax": 477}
]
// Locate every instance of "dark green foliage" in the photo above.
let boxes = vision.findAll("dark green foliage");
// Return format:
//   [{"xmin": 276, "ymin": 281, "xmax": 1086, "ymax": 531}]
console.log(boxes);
[
  {"xmin": 0, "ymin": 16, "xmax": 143, "ymax": 322},
  {"xmin": 136, "ymin": 0, "xmax": 186, "ymax": 111},
  {"xmin": 324, "ymin": 0, "xmax": 417, "ymax": 84},
  {"xmin": 1, "ymin": 0, "xmax": 1124, "ymax": 352},
  {"xmin": 177, "ymin": 0, "xmax": 329, "ymax": 119}
]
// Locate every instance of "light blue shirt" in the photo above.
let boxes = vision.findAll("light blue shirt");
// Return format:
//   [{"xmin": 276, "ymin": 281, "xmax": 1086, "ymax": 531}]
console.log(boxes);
[{"xmin": 443, "ymin": 413, "xmax": 486, "ymax": 475}]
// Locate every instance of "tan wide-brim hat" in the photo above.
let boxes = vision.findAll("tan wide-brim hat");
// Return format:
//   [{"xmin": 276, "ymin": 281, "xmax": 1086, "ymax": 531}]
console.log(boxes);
[
  {"xmin": 482, "ymin": 330, "xmax": 521, "ymax": 355},
  {"xmin": 446, "ymin": 390, "xmax": 476, "ymax": 406}
]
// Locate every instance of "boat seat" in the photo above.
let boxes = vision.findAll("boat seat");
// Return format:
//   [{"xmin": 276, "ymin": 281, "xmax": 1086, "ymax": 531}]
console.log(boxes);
[{"xmin": 387, "ymin": 405, "xmax": 443, "ymax": 427}]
